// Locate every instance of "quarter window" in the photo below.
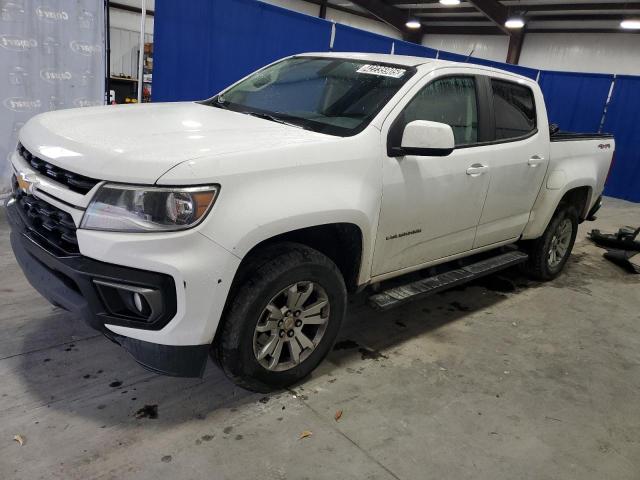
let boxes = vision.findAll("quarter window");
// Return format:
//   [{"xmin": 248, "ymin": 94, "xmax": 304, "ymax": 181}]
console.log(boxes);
[
  {"xmin": 398, "ymin": 76, "xmax": 479, "ymax": 146},
  {"xmin": 491, "ymin": 79, "xmax": 536, "ymax": 140}
]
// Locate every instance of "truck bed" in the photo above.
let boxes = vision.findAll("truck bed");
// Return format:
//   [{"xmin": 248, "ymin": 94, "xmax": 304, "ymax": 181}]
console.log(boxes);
[
  {"xmin": 550, "ymin": 132, "xmax": 614, "ymax": 142},
  {"xmin": 547, "ymin": 133, "xmax": 615, "ymax": 216}
]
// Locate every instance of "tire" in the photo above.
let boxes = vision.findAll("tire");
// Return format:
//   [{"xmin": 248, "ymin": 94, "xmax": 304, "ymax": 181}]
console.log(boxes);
[
  {"xmin": 214, "ymin": 242, "xmax": 346, "ymax": 392},
  {"xmin": 520, "ymin": 203, "xmax": 579, "ymax": 281}
]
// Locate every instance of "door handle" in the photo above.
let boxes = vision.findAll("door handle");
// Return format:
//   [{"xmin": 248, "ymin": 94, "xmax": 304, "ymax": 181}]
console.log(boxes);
[
  {"xmin": 528, "ymin": 155, "xmax": 545, "ymax": 167},
  {"xmin": 466, "ymin": 164, "xmax": 489, "ymax": 176}
]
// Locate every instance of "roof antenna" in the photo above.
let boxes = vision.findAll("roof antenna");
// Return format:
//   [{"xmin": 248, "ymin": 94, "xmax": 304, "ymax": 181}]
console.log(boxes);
[{"xmin": 464, "ymin": 46, "xmax": 476, "ymax": 62}]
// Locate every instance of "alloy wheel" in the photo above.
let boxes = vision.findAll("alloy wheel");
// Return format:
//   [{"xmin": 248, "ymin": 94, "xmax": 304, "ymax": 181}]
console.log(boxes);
[
  {"xmin": 253, "ymin": 281, "xmax": 330, "ymax": 372},
  {"xmin": 548, "ymin": 218, "xmax": 573, "ymax": 269}
]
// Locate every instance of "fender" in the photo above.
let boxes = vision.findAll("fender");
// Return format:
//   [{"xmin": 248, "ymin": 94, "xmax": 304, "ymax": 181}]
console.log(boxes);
[
  {"xmin": 522, "ymin": 177, "xmax": 595, "ymax": 240},
  {"xmin": 157, "ymin": 129, "xmax": 384, "ymax": 286}
]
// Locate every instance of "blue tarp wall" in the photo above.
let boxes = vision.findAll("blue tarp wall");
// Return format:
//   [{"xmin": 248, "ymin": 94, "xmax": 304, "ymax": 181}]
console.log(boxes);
[
  {"xmin": 153, "ymin": 0, "xmax": 332, "ymax": 101},
  {"xmin": 602, "ymin": 76, "xmax": 640, "ymax": 202},
  {"xmin": 154, "ymin": 0, "xmax": 639, "ymax": 202},
  {"xmin": 538, "ymin": 71, "xmax": 613, "ymax": 133}
]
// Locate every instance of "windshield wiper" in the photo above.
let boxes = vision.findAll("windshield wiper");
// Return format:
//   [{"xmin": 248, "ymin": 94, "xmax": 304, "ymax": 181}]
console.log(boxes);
[
  {"xmin": 245, "ymin": 111, "xmax": 305, "ymax": 130},
  {"xmin": 210, "ymin": 99, "xmax": 306, "ymax": 130},
  {"xmin": 210, "ymin": 96, "xmax": 230, "ymax": 109}
]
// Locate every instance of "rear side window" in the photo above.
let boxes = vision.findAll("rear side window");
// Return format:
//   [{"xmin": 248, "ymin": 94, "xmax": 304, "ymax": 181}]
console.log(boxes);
[{"xmin": 491, "ymin": 79, "xmax": 536, "ymax": 140}]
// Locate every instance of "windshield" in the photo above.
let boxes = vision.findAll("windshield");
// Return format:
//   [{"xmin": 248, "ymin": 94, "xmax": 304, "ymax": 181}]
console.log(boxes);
[{"xmin": 206, "ymin": 57, "xmax": 416, "ymax": 137}]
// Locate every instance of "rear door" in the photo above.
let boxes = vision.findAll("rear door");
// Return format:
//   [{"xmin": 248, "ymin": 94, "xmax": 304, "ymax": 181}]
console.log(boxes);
[{"xmin": 473, "ymin": 76, "xmax": 550, "ymax": 248}]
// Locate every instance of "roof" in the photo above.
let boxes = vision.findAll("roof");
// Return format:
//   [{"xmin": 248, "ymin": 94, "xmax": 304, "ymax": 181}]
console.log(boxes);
[
  {"xmin": 298, "ymin": 52, "xmax": 435, "ymax": 67},
  {"xmin": 296, "ymin": 52, "xmax": 534, "ymax": 82}
]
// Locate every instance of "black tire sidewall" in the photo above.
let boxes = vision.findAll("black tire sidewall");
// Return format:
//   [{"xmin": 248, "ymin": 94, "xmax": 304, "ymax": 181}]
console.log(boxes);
[
  {"xmin": 220, "ymin": 250, "xmax": 346, "ymax": 391},
  {"xmin": 538, "ymin": 205, "xmax": 579, "ymax": 278}
]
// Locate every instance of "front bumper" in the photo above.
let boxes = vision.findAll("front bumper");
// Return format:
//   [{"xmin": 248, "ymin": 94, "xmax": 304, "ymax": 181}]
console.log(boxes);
[{"xmin": 6, "ymin": 195, "xmax": 237, "ymax": 377}]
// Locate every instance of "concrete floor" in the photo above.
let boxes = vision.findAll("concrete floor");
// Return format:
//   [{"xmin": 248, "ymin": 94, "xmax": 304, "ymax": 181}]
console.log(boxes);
[{"xmin": 0, "ymin": 197, "xmax": 639, "ymax": 480}]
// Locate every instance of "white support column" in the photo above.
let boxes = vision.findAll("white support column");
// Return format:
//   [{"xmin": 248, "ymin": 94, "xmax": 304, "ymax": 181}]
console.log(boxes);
[{"xmin": 136, "ymin": 0, "xmax": 146, "ymax": 103}]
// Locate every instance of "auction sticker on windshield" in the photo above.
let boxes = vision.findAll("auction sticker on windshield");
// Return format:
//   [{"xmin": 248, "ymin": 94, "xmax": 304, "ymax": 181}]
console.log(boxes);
[{"xmin": 356, "ymin": 64, "xmax": 406, "ymax": 78}]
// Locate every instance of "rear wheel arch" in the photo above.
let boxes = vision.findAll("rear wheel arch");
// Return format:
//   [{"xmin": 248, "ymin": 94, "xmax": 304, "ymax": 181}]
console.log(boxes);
[
  {"xmin": 559, "ymin": 186, "xmax": 592, "ymax": 221},
  {"xmin": 520, "ymin": 202, "xmax": 579, "ymax": 281}
]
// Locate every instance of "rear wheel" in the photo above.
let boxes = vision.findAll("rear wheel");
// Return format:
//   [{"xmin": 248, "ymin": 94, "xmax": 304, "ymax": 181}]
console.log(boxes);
[
  {"xmin": 520, "ymin": 204, "xmax": 579, "ymax": 281},
  {"xmin": 214, "ymin": 243, "xmax": 346, "ymax": 392}
]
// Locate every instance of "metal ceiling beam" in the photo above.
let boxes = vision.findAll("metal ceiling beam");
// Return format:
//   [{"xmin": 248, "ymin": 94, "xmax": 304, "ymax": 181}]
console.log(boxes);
[
  {"xmin": 419, "ymin": 13, "xmax": 632, "ymax": 22},
  {"xmin": 521, "ymin": 13, "xmax": 631, "ymax": 21},
  {"xmin": 388, "ymin": 1, "xmax": 640, "ymax": 12},
  {"xmin": 319, "ymin": 0, "xmax": 328, "ymax": 19},
  {"xmin": 509, "ymin": 2, "xmax": 640, "ymax": 12},
  {"xmin": 421, "ymin": 25, "xmax": 640, "ymax": 34},
  {"xmin": 506, "ymin": 29, "xmax": 524, "ymax": 64},
  {"xmin": 349, "ymin": 0, "xmax": 425, "ymax": 42},
  {"xmin": 349, "ymin": 0, "xmax": 411, "ymax": 30},
  {"xmin": 466, "ymin": 0, "xmax": 509, "ymax": 33},
  {"xmin": 303, "ymin": 0, "xmax": 379, "ymax": 21},
  {"xmin": 109, "ymin": 1, "xmax": 154, "ymax": 17},
  {"xmin": 527, "ymin": 27, "xmax": 640, "ymax": 33},
  {"xmin": 421, "ymin": 25, "xmax": 504, "ymax": 34}
]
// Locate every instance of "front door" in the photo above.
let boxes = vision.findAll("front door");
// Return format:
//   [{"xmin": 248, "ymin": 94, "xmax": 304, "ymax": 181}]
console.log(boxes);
[{"xmin": 372, "ymin": 74, "xmax": 491, "ymax": 277}]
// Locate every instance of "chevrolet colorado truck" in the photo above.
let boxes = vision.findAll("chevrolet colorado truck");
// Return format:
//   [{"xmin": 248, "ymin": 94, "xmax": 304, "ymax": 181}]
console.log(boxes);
[{"xmin": 6, "ymin": 53, "xmax": 614, "ymax": 392}]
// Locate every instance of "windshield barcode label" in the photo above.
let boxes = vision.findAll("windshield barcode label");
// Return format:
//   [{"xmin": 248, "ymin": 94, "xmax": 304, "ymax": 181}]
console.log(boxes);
[{"xmin": 356, "ymin": 64, "xmax": 406, "ymax": 78}]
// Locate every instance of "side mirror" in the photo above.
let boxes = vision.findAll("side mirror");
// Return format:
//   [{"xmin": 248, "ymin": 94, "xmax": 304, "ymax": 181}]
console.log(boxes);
[{"xmin": 394, "ymin": 120, "xmax": 455, "ymax": 157}]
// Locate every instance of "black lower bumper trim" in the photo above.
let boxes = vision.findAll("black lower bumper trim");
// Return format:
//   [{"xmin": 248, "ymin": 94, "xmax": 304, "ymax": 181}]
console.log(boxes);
[
  {"xmin": 7, "ymin": 196, "xmax": 177, "ymax": 331},
  {"xmin": 105, "ymin": 332, "xmax": 209, "ymax": 378},
  {"xmin": 6, "ymin": 195, "xmax": 207, "ymax": 378}
]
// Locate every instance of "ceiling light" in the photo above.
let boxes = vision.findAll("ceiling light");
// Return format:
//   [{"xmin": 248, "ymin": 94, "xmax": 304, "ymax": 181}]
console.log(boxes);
[
  {"xmin": 406, "ymin": 18, "xmax": 421, "ymax": 29},
  {"xmin": 439, "ymin": 0, "xmax": 461, "ymax": 5},
  {"xmin": 620, "ymin": 19, "xmax": 640, "ymax": 29},
  {"xmin": 505, "ymin": 16, "xmax": 525, "ymax": 29}
]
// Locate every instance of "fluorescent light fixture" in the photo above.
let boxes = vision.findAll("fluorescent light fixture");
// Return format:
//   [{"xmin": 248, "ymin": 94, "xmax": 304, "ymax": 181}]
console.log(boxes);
[
  {"xmin": 406, "ymin": 18, "xmax": 421, "ymax": 29},
  {"xmin": 620, "ymin": 19, "xmax": 640, "ymax": 29},
  {"xmin": 505, "ymin": 16, "xmax": 525, "ymax": 29},
  {"xmin": 439, "ymin": 0, "xmax": 461, "ymax": 5}
]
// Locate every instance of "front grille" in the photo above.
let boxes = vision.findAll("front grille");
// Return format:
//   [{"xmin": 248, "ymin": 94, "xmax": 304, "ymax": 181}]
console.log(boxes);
[
  {"xmin": 17, "ymin": 143, "xmax": 99, "ymax": 194},
  {"xmin": 12, "ymin": 184, "xmax": 79, "ymax": 256}
]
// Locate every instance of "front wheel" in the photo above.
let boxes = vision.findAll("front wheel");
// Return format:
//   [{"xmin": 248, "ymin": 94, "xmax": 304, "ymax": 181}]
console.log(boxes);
[
  {"xmin": 214, "ymin": 243, "xmax": 346, "ymax": 392},
  {"xmin": 520, "ymin": 204, "xmax": 579, "ymax": 281}
]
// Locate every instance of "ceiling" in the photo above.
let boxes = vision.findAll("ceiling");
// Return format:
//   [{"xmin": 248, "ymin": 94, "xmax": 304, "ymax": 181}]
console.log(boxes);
[
  {"xmin": 108, "ymin": 0, "xmax": 640, "ymax": 36},
  {"xmin": 327, "ymin": 0, "xmax": 640, "ymax": 34}
]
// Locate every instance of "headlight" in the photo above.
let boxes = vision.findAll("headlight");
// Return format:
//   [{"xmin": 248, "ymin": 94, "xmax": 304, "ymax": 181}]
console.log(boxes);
[{"xmin": 81, "ymin": 184, "xmax": 219, "ymax": 232}]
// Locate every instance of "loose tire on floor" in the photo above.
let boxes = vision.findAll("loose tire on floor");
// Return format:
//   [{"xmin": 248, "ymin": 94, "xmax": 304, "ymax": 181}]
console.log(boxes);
[
  {"xmin": 520, "ymin": 203, "xmax": 579, "ymax": 281},
  {"xmin": 214, "ymin": 242, "xmax": 346, "ymax": 393}
]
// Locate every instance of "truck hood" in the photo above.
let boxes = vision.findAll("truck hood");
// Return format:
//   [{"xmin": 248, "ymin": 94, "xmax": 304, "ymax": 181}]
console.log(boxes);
[{"xmin": 19, "ymin": 102, "xmax": 332, "ymax": 184}]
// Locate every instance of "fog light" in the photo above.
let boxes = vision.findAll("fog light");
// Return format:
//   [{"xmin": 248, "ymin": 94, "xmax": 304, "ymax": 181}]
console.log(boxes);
[
  {"xmin": 133, "ymin": 292, "xmax": 144, "ymax": 313},
  {"xmin": 93, "ymin": 279, "xmax": 163, "ymax": 323}
]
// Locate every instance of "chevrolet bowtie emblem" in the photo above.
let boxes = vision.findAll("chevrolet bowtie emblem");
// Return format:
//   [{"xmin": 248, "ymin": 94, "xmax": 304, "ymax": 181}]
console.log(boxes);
[{"xmin": 17, "ymin": 172, "xmax": 39, "ymax": 194}]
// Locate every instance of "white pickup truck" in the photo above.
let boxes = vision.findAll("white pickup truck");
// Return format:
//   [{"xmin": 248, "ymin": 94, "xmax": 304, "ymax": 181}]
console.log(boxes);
[{"xmin": 6, "ymin": 53, "xmax": 614, "ymax": 391}]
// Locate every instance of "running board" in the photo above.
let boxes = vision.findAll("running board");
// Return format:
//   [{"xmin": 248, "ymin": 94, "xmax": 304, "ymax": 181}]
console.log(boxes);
[{"xmin": 369, "ymin": 251, "xmax": 529, "ymax": 311}]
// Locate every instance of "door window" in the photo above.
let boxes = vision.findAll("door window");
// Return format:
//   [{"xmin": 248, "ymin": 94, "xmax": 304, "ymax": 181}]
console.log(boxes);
[
  {"xmin": 397, "ymin": 76, "xmax": 479, "ymax": 146},
  {"xmin": 491, "ymin": 79, "xmax": 536, "ymax": 140}
]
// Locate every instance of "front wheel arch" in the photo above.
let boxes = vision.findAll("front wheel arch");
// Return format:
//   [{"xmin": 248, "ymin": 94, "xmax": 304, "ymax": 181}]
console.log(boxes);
[{"xmin": 213, "ymin": 242, "xmax": 347, "ymax": 392}]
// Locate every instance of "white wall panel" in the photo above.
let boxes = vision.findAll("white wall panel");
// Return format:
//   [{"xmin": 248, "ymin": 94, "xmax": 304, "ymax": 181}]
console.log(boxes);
[
  {"xmin": 109, "ymin": 8, "xmax": 153, "ymax": 78},
  {"xmin": 110, "ymin": 28, "xmax": 153, "ymax": 78},
  {"xmin": 422, "ymin": 34, "xmax": 509, "ymax": 62},
  {"xmin": 325, "ymin": 8, "xmax": 401, "ymax": 39},
  {"xmin": 519, "ymin": 33, "xmax": 640, "ymax": 75},
  {"xmin": 259, "ymin": 0, "xmax": 320, "ymax": 17},
  {"xmin": 258, "ymin": 0, "xmax": 401, "ymax": 39},
  {"xmin": 109, "ymin": 8, "xmax": 153, "ymax": 33}
]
